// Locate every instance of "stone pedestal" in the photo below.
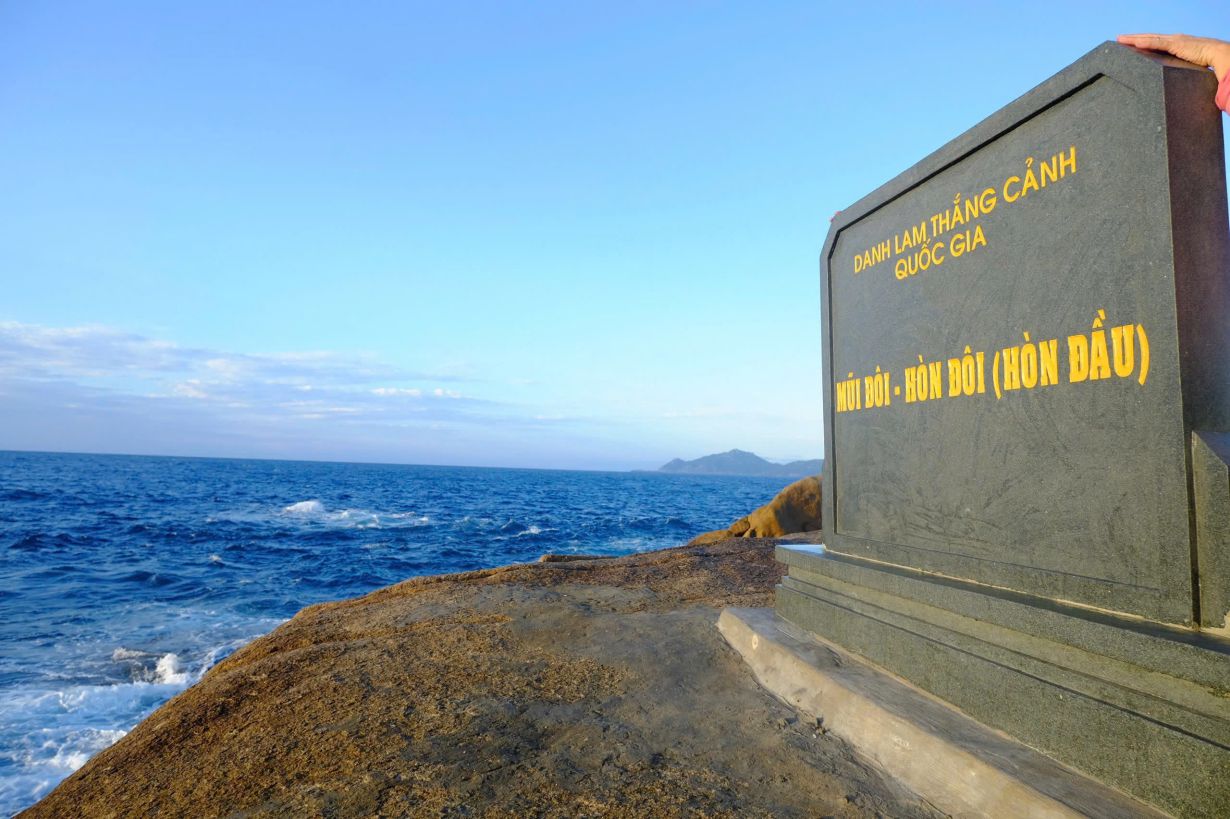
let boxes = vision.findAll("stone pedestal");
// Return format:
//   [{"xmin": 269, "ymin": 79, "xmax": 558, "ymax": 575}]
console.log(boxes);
[
  {"xmin": 720, "ymin": 605, "xmax": 1168, "ymax": 818},
  {"xmin": 776, "ymin": 544, "xmax": 1230, "ymax": 817}
]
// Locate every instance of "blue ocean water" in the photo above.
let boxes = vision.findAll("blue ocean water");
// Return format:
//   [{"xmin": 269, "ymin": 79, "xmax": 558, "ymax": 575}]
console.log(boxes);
[{"xmin": 0, "ymin": 450, "xmax": 788, "ymax": 816}]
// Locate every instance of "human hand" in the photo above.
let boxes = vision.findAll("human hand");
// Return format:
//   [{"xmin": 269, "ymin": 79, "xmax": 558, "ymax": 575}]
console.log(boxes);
[{"xmin": 1117, "ymin": 33, "xmax": 1230, "ymax": 80}]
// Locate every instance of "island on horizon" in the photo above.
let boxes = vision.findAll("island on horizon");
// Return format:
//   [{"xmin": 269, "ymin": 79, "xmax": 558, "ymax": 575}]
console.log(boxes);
[{"xmin": 654, "ymin": 448, "xmax": 822, "ymax": 478}]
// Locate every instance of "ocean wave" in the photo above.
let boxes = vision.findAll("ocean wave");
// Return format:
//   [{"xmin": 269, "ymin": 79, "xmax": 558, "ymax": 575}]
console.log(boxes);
[
  {"xmin": 0, "ymin": 488, "xmax": 47, "ymax": 502},
  {"xmin": 0, "ymin": 634, "xmax": 262, "ymax": 815},
  {"xmin": 8, "ymin": 534, "xmax": 45, "ymax": 552},
  {"xmin": 282, "ymin": 500, "xmax": 325, "ymax": 515},
  {"xmin": 271, "ymin": 501, "xmax": 432, "ymax": 530},
  {"xmin": 109, "ymin": 650, "xmax": 192, "ymax": 685},
  {"xmin": 119, "ymin": 570, "xmax": 182, "ymax": 587},
  {"xmin": 1, "ymin": 670, "xmax": 193, "ymax": 810},
  {"xmin": 451, "ymin": 515, "xmax": 495, "ymax": 531},
  {"xmin": 152, "ymin": 654, "xmax": 190, "ymax": 686},
  {"xmin": 7, "ymin": 533, "xmax": 99, "ymax": 553}
]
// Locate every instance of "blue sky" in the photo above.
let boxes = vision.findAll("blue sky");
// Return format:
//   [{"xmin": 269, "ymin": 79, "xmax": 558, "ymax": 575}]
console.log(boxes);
[{"xmin": 1, "ymin": 1, "xmax": 1226, "ymax": 469}]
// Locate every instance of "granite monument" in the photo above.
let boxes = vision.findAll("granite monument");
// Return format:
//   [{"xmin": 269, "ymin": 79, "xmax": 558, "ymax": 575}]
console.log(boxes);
[{"xmin": 777, "ymin": 41, "xmax": 1230, "ymax": 817}]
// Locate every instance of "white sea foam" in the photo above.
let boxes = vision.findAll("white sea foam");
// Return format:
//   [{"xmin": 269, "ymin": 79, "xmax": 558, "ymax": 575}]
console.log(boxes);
[
  {"xmin": 1, "ymin": 628, "xmax": 279, "ymax": 817},
  {"xmin": 385, "ymin": 512, "xmax": 431, "ymax": 525},
  {"xmin": 453, "ymin": 515, "xmax": 495, "ymax": 530},
  {"xmin": 0, "ymin": 677, "xmax": 189, "ymax": 814},
  {"xmin": 153, "ymin": 654, "xmax": 189, "ymax": 686},
  {"xmin": 283, "ymin": 499, "xmax": 325, "ymax": 515},
  {"xmin": 271, "ymin": 501, "xmax": 430, "ymax": 530}
]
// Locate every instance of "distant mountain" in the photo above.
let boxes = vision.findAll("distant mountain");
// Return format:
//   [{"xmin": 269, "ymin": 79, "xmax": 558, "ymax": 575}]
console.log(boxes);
[{"xmin": 657, "ymin": 449, "xmax": 822, "ymax": 478}]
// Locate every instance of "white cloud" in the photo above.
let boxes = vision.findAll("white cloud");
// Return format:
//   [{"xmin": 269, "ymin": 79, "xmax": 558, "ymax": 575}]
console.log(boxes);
[
  {"xmin": 173, "ymin": 380, "xmax": 209, "ymax": 399},
  {"xmin": 0, "ymin": 321, "xmax": 501, "ymax": 436},
  {"xmin": 204, "ymin": 357, "xmax": 248, "ymax": 379},
  {"xmin": 0, "ymin": 321, "xmax": 462, "ymax": 387},
  {"xmin": 0, "ymin": 321, "xmax": 737, "ymax": 469},
  {"xmin": 371, "ymin": 387, "xmax": 422, "ymax": 397}
]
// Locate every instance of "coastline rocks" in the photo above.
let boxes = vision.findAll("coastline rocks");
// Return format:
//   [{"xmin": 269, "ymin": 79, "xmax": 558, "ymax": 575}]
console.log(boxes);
[
  {"xmin": 690, "ymin": 475, "xmax": 822, "ymax": 545},
  {"xmin": 25, "ymin": 538, "xmax": 936, "ymax": 819}
]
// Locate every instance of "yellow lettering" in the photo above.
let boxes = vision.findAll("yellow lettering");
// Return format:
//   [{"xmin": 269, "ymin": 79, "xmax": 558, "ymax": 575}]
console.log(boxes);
[
  {"xmin": 1068, "ymin": 334, "xmax": 1089, "ymax": 382},
  {"xmin": 1112, "ymin": 325, "xmax": 1135, "ymax": 378},
  {"xmin": 1003, "ymin": 346, "xmax": 1021, "ymax": 391},
  {"xmin": 1039, "ymin": 339, "xmax": 1058, "ymax": 386},
  {"xmin": 1004, "ymin": 175, "xmax": 1021, "ymax": 202},
  {"xmin": 1020, "ymin": 333, "xmax": 1038, "ymax": 389},
  {"xmin": 1040, "ymin": 155, "xmax": 1059, "ymax": 187},
  {"xmin": 1089, "ymin": 329, "xmax": 1111, "ymax": 380},
  {"xmin": 1021, "ymin": 160, "xmax": 1039, "ymax": 197},
  {"xmin": 1058, "ymin": 145, "xmax": 1077, "ymax": 177},
  {"xmin": 979, "ymin": 187, "xmax": 997, "ymax": 215}
]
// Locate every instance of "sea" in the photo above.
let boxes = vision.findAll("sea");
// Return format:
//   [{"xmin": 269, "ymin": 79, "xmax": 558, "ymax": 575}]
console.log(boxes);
[{"xmin": 0, "ymin": 450, "xmax": 790, "ymax": 816}]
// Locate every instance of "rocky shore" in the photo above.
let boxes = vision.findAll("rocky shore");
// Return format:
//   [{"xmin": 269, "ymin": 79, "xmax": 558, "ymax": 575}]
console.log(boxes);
[
  {"xmin": 691, "ymin": 475, "xmax": 823, "ymax": 542},
  {"xmin": 26, "ymin": 481, "xmax": 938, "ymax": 818}
]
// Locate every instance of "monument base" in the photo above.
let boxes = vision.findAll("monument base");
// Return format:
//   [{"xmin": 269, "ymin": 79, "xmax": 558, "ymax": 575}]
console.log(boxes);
[
  {"xmin": 718, "ymin": 606, "xmax": 1164, "ymax": 818},
  {"xmin": 774, "ymin": 545, "xmax": 1230, "ymax": 818}
]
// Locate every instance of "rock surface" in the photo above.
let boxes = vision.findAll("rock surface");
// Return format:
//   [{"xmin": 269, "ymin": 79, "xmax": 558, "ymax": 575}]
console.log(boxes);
[
  {"xmin": 25, "ymin": 539, "xmax": 935, "ymax": 818},
  {"xmin": 691, "ymin": 476, "xmax": 823, "ymax": 544}
]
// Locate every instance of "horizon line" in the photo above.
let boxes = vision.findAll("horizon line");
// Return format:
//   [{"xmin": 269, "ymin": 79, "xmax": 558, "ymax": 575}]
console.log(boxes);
[{"xmin": 0, "ymin": 447, "xmax": 807, "ymax": 477}]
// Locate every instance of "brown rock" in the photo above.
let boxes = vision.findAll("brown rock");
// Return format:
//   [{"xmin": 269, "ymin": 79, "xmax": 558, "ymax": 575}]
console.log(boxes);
[
  {"xmin": 686, "ymin": 529, "xmax": 731, "ymax": 546},
  {"xmin": 686, "ymin": 475, "xmax": 822, "ymax": 546},
  {"xmin": 741, "ymin": 475, "xmax": 822, "ymax": 538},
  {"xmin": 24, "ymin": 538, "xmax": 934, "ymax": 819}
]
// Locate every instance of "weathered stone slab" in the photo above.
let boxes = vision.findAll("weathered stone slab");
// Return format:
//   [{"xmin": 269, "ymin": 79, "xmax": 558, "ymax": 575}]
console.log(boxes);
[
  {"xmin": 719, "ymin": 606, "xmax": 1168, "ymax": 819},
  {"xmin": 1193, "ymin": 432, "xmax": 1230, "ymax": 627},
  {"xmin": 774, "ymin": 553, "xmax": 1230, "ymax": 818},
  {"xmin": 818, "ymin": 42, "xmax": 1229, "ymax": 625}
]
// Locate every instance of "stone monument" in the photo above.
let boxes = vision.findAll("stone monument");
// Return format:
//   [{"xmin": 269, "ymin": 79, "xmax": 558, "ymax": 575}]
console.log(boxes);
[{"xmin": 775, "ymin": 42, "xmax": 1230, "ymax": 817}]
